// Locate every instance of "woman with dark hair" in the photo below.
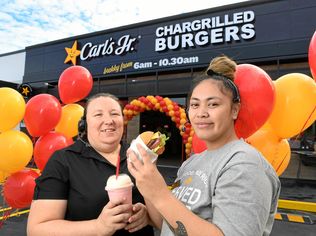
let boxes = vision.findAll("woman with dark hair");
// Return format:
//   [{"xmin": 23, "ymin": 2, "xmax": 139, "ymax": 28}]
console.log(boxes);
[
  {"xmin": 127, "ymin": 56, "xmax": 280, "ymax": 236},
  {"xmin": 27, "ymin": 93, "xmax": 154, "ymax": 236}
]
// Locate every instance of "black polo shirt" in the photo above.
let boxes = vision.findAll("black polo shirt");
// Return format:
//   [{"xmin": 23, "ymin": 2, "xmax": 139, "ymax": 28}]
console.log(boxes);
[{"xmin": 34, "ymin": 140, "xmax": 154, "ymax": 236}]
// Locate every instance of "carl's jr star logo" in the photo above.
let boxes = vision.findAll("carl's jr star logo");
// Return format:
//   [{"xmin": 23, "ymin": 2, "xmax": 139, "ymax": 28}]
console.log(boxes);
[{"xmin": 64, "ymin": 40, "xmax": 81, "ymax": 65}]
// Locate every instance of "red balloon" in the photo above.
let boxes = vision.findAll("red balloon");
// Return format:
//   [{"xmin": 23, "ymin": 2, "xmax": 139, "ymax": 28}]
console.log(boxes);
[
  {"xmin": 34, "ymin": 131, "xmax": 73, "ymax": 171},
  {"xmin": 234, "ymin": 64, "xmax": 275, "ymax": 138},
  {"xmin": 308, "ymin": 31, "xmax": 316, "ymax": 80},
  {"xmin": 24, "ymin": 94, "xmax": 62, "ymax": 137},
  {"xmin": 192, "ymin": 134, "xmax": 207, "ymax": 154},
  {"xmin": 58, "ymin": 66, "xmax": 93, "ymax": 104},
  {"xmin": 155, "ymin": 96, "xmax": 163, "ymax": 101},
  {"xmin": 3, "ymin": 169, "xmax": 40, "ymax": 209}
]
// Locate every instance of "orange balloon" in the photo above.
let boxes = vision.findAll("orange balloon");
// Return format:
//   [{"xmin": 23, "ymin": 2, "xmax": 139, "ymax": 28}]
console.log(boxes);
[
  {"xmin": 0, "ymin": 87, "xmax": 26, "ymax": 132},
  {"xmin": 247, "ymin": 124, "xmax": 291, "ymax": 176},
  {"xmin": 274, "ymin": 140, "xmax": 291, "ymax": 176},
  {"xmin": 55, "ymin": 103, "xmax": 84, "ymax": 138},
  {"xmin": 268, "ymin": 73, "xmax": 316, "ymax": 138},
  {"xmin": 0, "ymin": 130, "xmax": 33, "ymax": 174},
  {"xmin": 127, "ymin": 110, "xmax": 133, "ymax": 116}
]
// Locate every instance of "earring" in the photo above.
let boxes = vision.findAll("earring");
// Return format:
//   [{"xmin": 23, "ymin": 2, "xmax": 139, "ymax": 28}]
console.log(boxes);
[{"xmin": 232, "ymin": 111, "xmax": 238, "ymax": 120}]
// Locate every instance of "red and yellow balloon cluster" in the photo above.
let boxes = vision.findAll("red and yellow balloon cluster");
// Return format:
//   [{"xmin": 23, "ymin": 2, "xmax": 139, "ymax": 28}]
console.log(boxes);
[
  {"xmin": 0, "ymin": 65, "xmax": 93, "ymax": 209},
  {"xmin": 0, "ymin": 87, "xmax": 36, "ymax": 209},
  {"xmin": 123, "ymin": 96, "xmax": 194, "ymax": 155},
  {"xmin": 248, "ymin": 33, "xmax": 316, "ymax": 176},
  {"xmin": 23, "ymin": 66, "xmax": 93, "ymax": 172}
]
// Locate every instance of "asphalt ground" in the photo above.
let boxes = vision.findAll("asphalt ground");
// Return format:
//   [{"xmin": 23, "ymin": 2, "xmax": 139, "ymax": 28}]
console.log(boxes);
[{"xmin": 0, "ymin": 211, "xmax": 315, "ymax": 236}]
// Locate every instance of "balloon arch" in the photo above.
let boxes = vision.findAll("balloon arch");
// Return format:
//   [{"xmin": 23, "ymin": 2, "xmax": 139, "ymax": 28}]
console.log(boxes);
[{"xmin": 123, "ymin": 95, "xmax": 194, "ymax": 156}]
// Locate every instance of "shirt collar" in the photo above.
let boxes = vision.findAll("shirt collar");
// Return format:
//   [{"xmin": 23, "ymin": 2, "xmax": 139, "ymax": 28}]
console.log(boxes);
[{"xmin": 68, "ymin": 139, "xmax": 127, "ymax": 163}]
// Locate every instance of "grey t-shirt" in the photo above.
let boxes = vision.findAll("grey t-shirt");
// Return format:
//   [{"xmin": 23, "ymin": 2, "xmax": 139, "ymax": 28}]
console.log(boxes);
[{"xmin": 160, "ymin": 139, "xmax": 280, "ymax": 236}]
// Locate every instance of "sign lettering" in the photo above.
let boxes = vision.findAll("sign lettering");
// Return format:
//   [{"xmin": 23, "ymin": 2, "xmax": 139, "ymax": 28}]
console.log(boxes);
[
  {"xmin": 155, "ymin": 11, "xmax": 256, "ymax": 52},
  {"xmin": 80, "ymin": 35, "xmax": 139, "ymax": 61}
]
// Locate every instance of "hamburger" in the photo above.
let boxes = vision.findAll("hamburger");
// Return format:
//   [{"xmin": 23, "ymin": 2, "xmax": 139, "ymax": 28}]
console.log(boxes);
[{"xmin": 139, "ymin": 131, "xmax": 169, "ymax": 155}]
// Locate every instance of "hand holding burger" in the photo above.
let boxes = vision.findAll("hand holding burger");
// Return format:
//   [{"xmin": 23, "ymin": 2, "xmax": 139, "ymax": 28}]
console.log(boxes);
[{"xmin": 129, "ymin": 131, "xmax": 169, "ymax": 163}]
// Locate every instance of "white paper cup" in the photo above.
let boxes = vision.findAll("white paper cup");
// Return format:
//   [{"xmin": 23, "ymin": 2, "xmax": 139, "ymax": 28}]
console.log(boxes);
[{"xmin": 129, "ymin": 135, "xmax": 158, "ymax": 163}]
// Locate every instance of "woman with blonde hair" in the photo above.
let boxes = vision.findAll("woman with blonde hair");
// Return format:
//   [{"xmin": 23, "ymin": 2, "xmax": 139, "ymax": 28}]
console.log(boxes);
[{"xmin": 27, "ymin": 93, "xmax": 154, "ymax": 236}]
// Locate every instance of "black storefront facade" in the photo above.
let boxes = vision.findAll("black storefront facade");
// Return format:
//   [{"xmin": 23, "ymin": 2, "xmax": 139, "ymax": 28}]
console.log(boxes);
[
  {"xmin": 23, "ymin": 0, "xmax": 316, "ymax": 94},
  {"xmin": 22, "ymin": 0, "xmax": 316, "ymax": 173}
]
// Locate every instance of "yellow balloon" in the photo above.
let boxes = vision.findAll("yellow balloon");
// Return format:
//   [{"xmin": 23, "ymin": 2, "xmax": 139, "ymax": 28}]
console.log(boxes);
[
  {"xmin": 268, "ymin": 73, "xmax": 316, "ymax": 138},
  {"xmin": 247, "ymin": 124, "xmax": 291, "ymax": 176},
  {"xmin": 0, "ymin": 171, "xmax": 10, "ymax": 183},
  {"xmin": 55, "ymin": 103, "xmax": 84, "ymax": 138},
  {"xmin": 0, "ymin": 130, "xmax": 33, "ymax": 174},
  {"xmin": 0, "ymin": 87, "xmax": 26, "ymax": 132}
]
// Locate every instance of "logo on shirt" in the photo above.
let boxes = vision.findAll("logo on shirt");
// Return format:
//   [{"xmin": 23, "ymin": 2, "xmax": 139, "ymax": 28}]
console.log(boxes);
[{"xmin": 171, "ymin": 170, "xmax": 209, "ymax": 210}]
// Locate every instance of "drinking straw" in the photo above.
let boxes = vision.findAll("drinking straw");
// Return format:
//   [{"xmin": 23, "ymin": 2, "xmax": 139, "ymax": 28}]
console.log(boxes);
[{"xmin": 116, "ymin": 155, "xmax": 120, "ymax": 179}]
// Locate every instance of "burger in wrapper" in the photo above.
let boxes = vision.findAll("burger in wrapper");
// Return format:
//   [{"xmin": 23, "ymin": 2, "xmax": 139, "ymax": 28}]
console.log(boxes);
[{"xmin": 129, "ymin": 131, "xmax": 169, "ymax": 163}]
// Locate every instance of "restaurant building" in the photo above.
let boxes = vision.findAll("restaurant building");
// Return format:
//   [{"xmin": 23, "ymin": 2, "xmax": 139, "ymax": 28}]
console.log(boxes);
[{"xmin": 2, "ymin": 0, "xmax": 316, "ymax": 174}]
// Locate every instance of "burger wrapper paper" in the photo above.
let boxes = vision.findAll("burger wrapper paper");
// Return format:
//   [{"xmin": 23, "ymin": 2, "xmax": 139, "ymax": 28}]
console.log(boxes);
[{"xmin": 129, "ymin": 135, "xmax": 158, "ymax": 163}]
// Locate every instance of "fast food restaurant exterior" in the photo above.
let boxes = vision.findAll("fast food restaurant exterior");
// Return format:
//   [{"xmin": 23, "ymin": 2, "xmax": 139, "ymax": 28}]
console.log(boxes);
[{"xmin": 5, "ymin": 0, "xmax": 316, "ymax": 172}]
